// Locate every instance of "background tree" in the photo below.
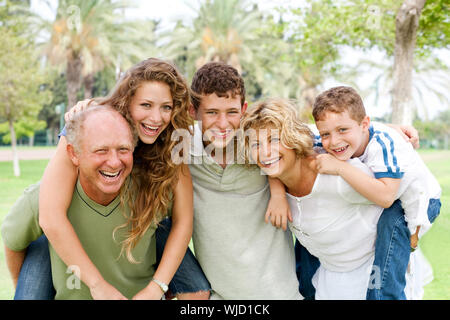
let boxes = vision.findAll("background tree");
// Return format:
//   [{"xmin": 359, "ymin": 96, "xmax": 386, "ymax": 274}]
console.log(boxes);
[
  {"xmin": 391, "ymin": 0, "xmax": 426, "ymax": 125},
  {"xmin": 0, "ymin": 30, "xmax": 51, "ymax": 176},
  {"xmin": 166, "ymin": 0, "xmax": 264, "ymax": 74},
  {"xmin": 165, "ymin": 1, "xmax": 289, "ymax": 99},
  {"xmin": 270, "ymin": 3, "xmax": 347, "ymax": 119},
  {"xmin": 282, "ymin": 0, "xmax": 449, "ymax": 124},
  {"xmin": 0, "ymin": 118, "xmax": 47, "ymax": 146},
  {"xmin": 38, "ymin": 0, "xmax": 157, "ymax": 110},
  {"xmin": 413, "ymin": 109, "xmax": 450, "ymax": 149}
]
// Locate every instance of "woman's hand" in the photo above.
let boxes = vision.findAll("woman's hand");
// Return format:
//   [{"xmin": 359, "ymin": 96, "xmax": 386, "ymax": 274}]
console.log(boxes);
[
  {"xmin": 265, "ymin": 194, "xmax": 292, "ymax": 231},
  {"xmin": 65, "ymin": 99, "xmax": 95, "ymax": 122}
]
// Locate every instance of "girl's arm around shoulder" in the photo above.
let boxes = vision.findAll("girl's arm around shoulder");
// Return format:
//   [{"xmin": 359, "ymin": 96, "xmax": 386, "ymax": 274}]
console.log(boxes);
[
  {"xmin": 133, "ymin": 164, "xmax": 194, "ymax": 300},
  {"xmin": 38, "ymin": 136, "xmax": 76, "ymax": 232},
  {"xmin": 266, "ymin": 177, "xmax": 292, "ymax": 231}
]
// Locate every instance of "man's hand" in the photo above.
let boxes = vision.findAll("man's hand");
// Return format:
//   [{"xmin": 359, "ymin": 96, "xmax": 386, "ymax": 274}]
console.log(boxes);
[
  {"xmin": 388, "ymin": 124, "xmax": 420, "ymax": 149},
  {"xmin": 89, "ymin": 279, "xmax": 128, "ymax": 300},
  {"xmin": 265, "ymin": 194, "xmax": 292, "ymax": 231}
]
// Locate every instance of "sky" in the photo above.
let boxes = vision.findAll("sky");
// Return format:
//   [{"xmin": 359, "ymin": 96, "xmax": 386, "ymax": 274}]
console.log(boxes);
[{"xmin": 30, "ymin": 0, "xmax": 449, "ymax": 120}]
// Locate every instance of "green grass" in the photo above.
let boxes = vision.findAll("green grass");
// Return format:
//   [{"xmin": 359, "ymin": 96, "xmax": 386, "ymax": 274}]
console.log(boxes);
[
  {"xmin": 415, "ymin": 150, "xmax": 450, "ymax": 299},
  {"xmin": 0, "ymin": 159, "xmax": 50, "ymax": 299},
  {"xmin": 0, "ymin": 146, "xmax": 56, "ymax": 150},
  {"xmin": 0, "ymin": 150, "xmax": 449, "ymax": 300}
]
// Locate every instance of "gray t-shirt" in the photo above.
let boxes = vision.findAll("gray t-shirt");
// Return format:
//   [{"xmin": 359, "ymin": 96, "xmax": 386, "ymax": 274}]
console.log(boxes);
[{"xmin": 188, "ymin": 124, "xmax": 301, "ymax": 300}]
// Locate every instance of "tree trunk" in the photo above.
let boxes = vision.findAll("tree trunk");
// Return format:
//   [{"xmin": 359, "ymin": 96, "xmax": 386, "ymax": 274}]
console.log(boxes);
[
  {"xmin": 83, "ymin": 73, "xmax": 95, "ymax": 99},
  {"xmin": 391, "ymin": 0, "xmax": 426, "ymax": 125},
  {"xmin": 9, "ymin": 118, "xmax": 20, "ymax": 177},
  {"xmin": 66, "ymin": 55, "xmax": 83, "ymax": 111}
]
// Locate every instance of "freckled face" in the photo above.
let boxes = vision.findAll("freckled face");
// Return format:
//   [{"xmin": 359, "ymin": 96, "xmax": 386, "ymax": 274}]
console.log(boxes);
[{"xmin": 129, "ymin": 81, "xmax": 173, "ymax": 144}]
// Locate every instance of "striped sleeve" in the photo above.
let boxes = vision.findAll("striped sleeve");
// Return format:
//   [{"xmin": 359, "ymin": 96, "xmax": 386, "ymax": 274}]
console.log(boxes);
[
  {"xmin": 366, "ymin": 130, "xmax": 405, "ymax": 179},
  {"xmin": 59, "ymin": 125, "xmax": 66, "ymax": 138}
]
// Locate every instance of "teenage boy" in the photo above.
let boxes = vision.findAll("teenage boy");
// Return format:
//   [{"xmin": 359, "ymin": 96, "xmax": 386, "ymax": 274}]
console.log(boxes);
[
  {"xmin": 2, "ymin": 106, "xmax": 153, "ymax": 299},
  {"xmin": 187, "ymin": 62, "xmax": 302, "ymax": 300},
  {"xmin": 311, "ymin": 86, "xmax": 441, "ymax": 299}
]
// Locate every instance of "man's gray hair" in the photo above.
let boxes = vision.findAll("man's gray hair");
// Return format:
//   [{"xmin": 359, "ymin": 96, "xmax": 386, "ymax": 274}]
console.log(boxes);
[{"xmin": 65, "ymin": 105, "xmax": 138, "ymax": 153}]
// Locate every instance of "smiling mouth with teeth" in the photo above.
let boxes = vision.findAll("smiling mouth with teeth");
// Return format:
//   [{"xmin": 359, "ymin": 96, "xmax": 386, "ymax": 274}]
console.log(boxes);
[
  {"xmin": 99, "ymin": 170, "xmax": 121, "ymax": 179},
  {"xmin": 141, "ymin": 123, "xmax": 161, "ymax": 135},
  {"xmin": 332, "ymin": 146, "xmax": 348, "ymax": 153},
  {"xmin": 261, "ymin": 157, "xmax": 281, "ymax": 166},
  {"xmin": 212, "ymin": 130, "xmax": 233, "ymax": 139}
]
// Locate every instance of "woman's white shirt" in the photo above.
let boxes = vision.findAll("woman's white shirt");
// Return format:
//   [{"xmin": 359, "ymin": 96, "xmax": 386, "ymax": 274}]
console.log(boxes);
[{"xmin": 287, "ymin": 158, "xmax": 384, "ymax": 273}]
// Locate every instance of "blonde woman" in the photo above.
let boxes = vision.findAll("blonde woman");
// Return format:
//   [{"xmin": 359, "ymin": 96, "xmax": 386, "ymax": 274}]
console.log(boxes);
[{"xmin": 15, "ymin": 58, "xmax": 210, "ymax": 300}]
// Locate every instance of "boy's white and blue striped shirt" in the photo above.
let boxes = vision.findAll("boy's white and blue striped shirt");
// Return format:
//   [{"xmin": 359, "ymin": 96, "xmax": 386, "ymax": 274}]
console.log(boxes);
[
  {"xmin": 362, "ymin": 124, "xmax": 404, "ymax": 179},
  {"xmin": 360, "ymin": 122, "xmax": 441, "ymax": 233},
  {"xmin": 312, "ymin": 121, "xmax": 441, "ymax": 233},
  {"xmin": 311, "ymin": 122, "xmax": 406, "ymax": 177}
]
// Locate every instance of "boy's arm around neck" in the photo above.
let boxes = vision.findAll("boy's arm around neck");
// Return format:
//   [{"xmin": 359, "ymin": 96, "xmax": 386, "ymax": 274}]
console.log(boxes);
[
  {"xmin": 332, "ymin": 158, "xmax": 400, "ymax": 208},
  {"xmin": 315, "ymin": 153, "xmax": 400, "ymax": 208}
]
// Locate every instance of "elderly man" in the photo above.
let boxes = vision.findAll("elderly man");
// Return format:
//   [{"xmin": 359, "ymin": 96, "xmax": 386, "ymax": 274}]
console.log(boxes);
[{"xmin": 1, "ymin": 105, "xmax": 158, "ymax": 300}]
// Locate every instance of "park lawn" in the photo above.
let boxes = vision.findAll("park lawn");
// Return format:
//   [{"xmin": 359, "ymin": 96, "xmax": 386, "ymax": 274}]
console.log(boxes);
[
  {"xmin": 415, "ymin": 150, "xmax": 450, "ymax": 299},
  {"xmin": 0, "ymin": 150, "xmax": 449, "ymax": 300},
  {"xmin": 0, "ymin": 160, "xmax": 50, "ymax": 299}
]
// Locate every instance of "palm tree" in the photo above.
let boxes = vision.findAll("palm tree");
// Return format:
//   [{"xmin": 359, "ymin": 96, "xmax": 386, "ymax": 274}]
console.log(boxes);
[
  {"xmin": 41, "ymin": 0, "xmax": 156, "ymax": 109},
  {"xmin": 165, "ymin": 0, "xmax": 279, "ymax": 79}
]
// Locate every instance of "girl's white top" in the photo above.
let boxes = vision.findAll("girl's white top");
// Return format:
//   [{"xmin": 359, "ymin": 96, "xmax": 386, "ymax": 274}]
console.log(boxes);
[{"xmin": 287, "ymin": 158, "xmax": 383, "ymax": 272}]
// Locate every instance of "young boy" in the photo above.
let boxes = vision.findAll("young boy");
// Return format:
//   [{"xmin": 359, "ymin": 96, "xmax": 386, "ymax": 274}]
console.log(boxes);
[
  {"xmin": 312, "ymin": 86, "xmax": 442, "ymax": 299},
  {"xmin": 187, "ymin": 62, "xmax": 302, "ymax": 299}
]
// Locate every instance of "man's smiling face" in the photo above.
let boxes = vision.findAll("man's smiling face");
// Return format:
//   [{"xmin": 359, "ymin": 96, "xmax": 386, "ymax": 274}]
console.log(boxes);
[{"xmin": 72, "ymin": 110, "xmax": 134, "ymax": 205}]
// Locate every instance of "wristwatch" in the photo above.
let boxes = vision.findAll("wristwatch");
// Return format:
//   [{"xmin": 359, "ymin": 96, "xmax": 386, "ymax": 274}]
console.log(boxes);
[{"xmin": 152, "ymin": 278, "xmax": 169, "ymax": 293}]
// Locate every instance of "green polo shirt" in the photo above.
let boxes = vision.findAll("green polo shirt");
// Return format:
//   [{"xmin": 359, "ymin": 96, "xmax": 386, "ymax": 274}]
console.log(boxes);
[{"xmin": 1, "ymin": 180, "xmax": 157, "ymax": 300}]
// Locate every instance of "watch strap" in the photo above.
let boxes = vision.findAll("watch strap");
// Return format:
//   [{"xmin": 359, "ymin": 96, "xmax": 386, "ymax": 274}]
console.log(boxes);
[{"xmin": 152, "ymin": 278, "xmax": 168, "ymax": 293}]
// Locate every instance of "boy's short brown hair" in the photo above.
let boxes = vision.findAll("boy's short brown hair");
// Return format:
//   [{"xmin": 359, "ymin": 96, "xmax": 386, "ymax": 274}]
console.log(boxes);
[
  {"xmin": 191, "ymin": 62, "xmax": 246, "ymax": 110},
  {"xmin": 312, "ymin": 86, "xmax": 366, "ymax": 123}
]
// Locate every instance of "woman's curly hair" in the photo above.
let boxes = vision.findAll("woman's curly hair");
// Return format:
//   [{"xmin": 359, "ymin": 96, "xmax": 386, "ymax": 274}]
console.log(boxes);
[{"xmin": 241, "ymin": 98, "xmax": 315, "ymax": 164}]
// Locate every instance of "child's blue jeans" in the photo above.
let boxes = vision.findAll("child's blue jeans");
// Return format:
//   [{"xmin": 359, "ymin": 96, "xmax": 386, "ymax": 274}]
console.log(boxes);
[
  {"xmin": 296, "ymin": 198, "xmax": 441, "ymax": 300},
  {"xmin": 14, "ymin": 217, "xmax": 210, "ymax": 300}
]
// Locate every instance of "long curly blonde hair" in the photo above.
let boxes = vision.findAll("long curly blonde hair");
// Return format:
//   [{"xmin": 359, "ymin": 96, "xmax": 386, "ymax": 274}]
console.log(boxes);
[{"xmin": 99, "ymin": 58, "xmax": 193, "ymax": 263}]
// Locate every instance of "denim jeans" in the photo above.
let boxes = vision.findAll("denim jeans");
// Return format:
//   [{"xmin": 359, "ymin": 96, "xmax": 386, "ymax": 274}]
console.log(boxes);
[
  {"xmin": 366, "ymin": 199, "xmax": 411, "ymax": 300},
  {"xmin": 366, "ymin": 198, "xmax": 441, "ymax": 300},
  {"xmin": 14, "ymin": 217, "xmax": 210, "ymax": 299},
  {"xmin": 155, "ymin": 217, "xmax": 211, "ymax": 296},
  {"xmin": 14, "ymin": 235, "xmax": 55, "ymax": 300},
  {"xmin": 294, "ymin": 239, "xmax": 320, "ymax": 300}
]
